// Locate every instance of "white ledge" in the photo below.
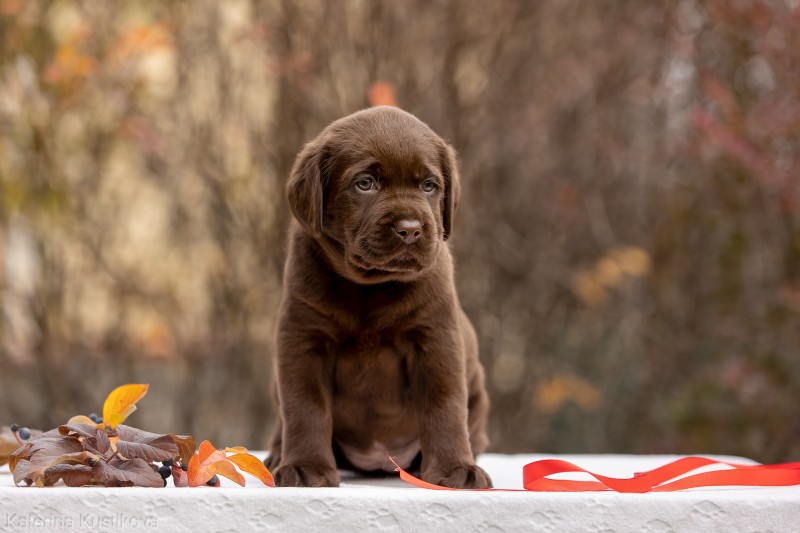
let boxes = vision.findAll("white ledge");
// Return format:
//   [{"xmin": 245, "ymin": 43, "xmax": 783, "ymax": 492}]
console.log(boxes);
[{"xmin": 2, "ymin": 453, "xmax": 799, "ymax": 532}]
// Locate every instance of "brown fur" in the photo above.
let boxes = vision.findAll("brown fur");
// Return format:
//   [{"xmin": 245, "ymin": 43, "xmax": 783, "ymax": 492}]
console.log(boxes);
[{"xmin": 265, "ymin": 106, "xmax": 491, "ymax": 488}]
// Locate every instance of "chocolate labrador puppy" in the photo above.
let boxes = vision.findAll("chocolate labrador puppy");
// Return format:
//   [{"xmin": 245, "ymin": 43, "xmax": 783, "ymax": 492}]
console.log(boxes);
[{"xmin": 265, "ymin": 106, "xmax": 491, "ymax": 488}]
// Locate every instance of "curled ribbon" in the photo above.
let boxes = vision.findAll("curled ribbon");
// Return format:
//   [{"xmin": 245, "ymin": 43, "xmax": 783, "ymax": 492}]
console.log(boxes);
[{"xmin": 391, "ymin": 456, "xmax": 800, "ymax": 493}]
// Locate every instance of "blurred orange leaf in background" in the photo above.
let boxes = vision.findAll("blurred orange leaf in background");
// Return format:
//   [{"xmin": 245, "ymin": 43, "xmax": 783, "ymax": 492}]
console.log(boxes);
[
  {"xmin": 368, "ymin": 81, "xmax": 398, "ymax": 107},
  {"xmin": 43, "ymin": 44, "xmax": 96, "ymax": 85},
  {"xmin": 570, "ymin": 246, "xmax": 652, "ymax": 307},
  {"xmin": 534, "ymin": 374, "xmax": 601, "ymax": 414},
  {"xmin": 110, "ymin": 23, "xmax": 174, "ymax": 62},
  {"xmin": 0, "ymin": 0, "xmax": 23, "ymax": 15}
]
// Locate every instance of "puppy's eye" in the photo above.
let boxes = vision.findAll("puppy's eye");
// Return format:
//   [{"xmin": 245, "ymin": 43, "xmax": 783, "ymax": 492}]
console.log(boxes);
[
  {"xmin": 355, "ymin": 175, "xmax": 376, "ymax": 192},
  {"xmin": 421, "ymin": 179, "xmax": 437, "ymax": 193}
]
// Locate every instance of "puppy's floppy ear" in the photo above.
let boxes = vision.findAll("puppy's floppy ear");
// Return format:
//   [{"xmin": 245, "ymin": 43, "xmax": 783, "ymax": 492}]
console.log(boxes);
[
  {"xmin": 286, "ymin": 136, "xmax": 328, "ymax": 238},
  {"xmin": 438, "ymin": 140, "xmax": 461, "ymax": 241}
]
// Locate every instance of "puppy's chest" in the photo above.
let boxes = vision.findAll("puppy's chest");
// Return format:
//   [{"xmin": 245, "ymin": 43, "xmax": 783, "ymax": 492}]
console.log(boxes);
[
  {"xmin": 329, "ymin": 333, "xmax": 414, "ymax": 388},
  {"xmin": 324, "ymin": 281, "xmax": 420, "ymax": 332},
  {"xmin": 331, "ymin": 332, "xmax": 415, "ymax": 396}
]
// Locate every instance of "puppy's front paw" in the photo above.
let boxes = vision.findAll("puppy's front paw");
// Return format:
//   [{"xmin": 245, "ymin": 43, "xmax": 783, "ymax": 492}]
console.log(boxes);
[
  {"xmin": 263, "ymin": 450, "xmax": 281, "ymax": 470},
  {"xmin": 274, "ymin": 463, "xmax": 340, "ymax": 487},
  {"xmin": 424, "ymin": 463, "xmax": 493, "ymax": 489}
]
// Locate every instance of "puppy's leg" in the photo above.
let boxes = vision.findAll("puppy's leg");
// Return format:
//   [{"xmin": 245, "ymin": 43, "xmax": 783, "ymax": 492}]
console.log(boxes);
[
  {"xmin": 411, "ymin": 328, "xmax": 493, "ymax": 489},
  {"xmin": 461, "ymin": 312, "xmax": 490, "ymax": 458},
  {"xmin": 272, "ymin": 328, "xmax": 339, "ymax": 487},
  {"xmin": 467, "ymin": 374, "xmax": 490, "ymax": 458},
  {"xmin": 264, "ymin": 411, "xmax": 282, "ymax": 470}
]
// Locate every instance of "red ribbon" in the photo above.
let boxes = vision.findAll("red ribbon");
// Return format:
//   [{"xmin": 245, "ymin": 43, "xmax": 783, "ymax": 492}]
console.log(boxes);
[{"xmin": 392, "ymin": 456, "xmax": 800, "ymax": 493}]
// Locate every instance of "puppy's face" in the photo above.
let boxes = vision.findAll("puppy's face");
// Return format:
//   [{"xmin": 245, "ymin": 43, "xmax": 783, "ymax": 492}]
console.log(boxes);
[{"xmin": 287, "ymin": 107, "xmax": 460, "ymax": 284}]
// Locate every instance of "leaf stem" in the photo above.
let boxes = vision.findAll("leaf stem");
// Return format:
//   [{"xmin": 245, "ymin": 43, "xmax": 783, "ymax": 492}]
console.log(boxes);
[{"xmin": 105, "ymin": 449, "xmax": 119, "ymax": 463}]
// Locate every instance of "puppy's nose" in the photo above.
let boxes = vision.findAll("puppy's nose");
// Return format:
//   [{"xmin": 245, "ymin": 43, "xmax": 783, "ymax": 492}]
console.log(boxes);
[{"xmin": 394, "ymin": 219, "xmax": 423, "ymax": 244}]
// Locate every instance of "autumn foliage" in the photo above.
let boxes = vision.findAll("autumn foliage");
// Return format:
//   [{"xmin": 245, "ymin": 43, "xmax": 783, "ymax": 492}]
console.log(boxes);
[
  {"xmin": 2, "ymin": 385, "xmax": 274, "ymax": 488},
  {"xmin": 0, "ymin": 1, "xmax": 798, "ymax": 465}
]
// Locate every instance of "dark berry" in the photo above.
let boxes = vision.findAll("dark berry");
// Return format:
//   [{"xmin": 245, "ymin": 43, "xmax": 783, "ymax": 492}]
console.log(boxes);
[
  {"xmin": 207, "ymin": 475, "xmax": 218, "ymax": 486},
  {"xmin": 163, "ymin": 478, "xmax": 167, "ymax": 487},
  {"xmin": 95, "ymin": 417, "xmax": 103, "ymax": 424},
  {"xmin": 87, "ymin": 458, "xmax": 98, "ymax": 467},
  {"xmin": 89, "ymin": 413, "xmax": 100, "ymax": 423},
  {"xmin": 162, "ymin": 458, "xmax": 173, "ymax": 467},
  {"xmin": 18, "ymin": 427, "xmax": 31, "ymax": 440},
  {"xmin": 159, "ymin": 465, "xmax": 171, "ymax": 479},
  {"xmin": 10, "ymin": 423, "xmax": 19, "ymax": 432},
  {"xmin": 181, "ymin": 463, "xmax": 188, "ymax": 471}
]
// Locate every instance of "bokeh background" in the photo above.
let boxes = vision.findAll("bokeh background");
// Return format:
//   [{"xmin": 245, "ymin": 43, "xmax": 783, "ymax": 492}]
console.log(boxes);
[{"xmin": 1, "ymin": 0, "xmax": 798, "ymax": 463}]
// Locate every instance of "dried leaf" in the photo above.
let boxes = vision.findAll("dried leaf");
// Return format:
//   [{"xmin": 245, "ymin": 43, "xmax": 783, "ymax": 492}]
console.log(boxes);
[
  {"xmin": 59, "ymin": 423, "xmax": 100, "ymax": 439},
  {"xmin": 26, "ymin": 436, "xmax": 84, "ymax": 461},
  {"xmin": 227, "ymin": 453, "xmax": 276, "ymax": 487},
  {"xmin": 8, "ymin": 442, "xmax": 32, "ymax": 474},
  {"xmin": 103, "ymin": 384, "xmax": 149, "ymax": 429},
  {"xmin": 95, "ymin": 428, "xmax": 111, "ymax": 455},
  {"xmin": 31, "ymin": 428, "xmax": 63, "ymax": 440},
  {"xmin": 21, "ymin": 447, "xmax": 97, "ymax": 487},
  {"xmin": 115, "ymin": 425, "xmax": 177, "ymax": 462},
  {"xmin": 92, "ymin": 457, "xmax": 163, "ymax": 488},
  {"xmin": 170, "ymin": 434, "xmax": 196, "ymax": 465},
  {"xmin": 0, "ymin": 426, "xmax": 20, "ymax": 467},
  {"xmin": 11, "ymin": 459, "xmax": 32, "ymax": 486},
  {"xmin": 1, "ymin": 426, "xmax": 46, "ymax": 467},
  {"xmin": 42, "ymin": 463, "xmax": 94, "ymax": 487}
]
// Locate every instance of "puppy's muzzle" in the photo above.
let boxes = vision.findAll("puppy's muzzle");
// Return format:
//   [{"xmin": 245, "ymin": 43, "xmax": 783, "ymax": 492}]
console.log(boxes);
[{"xmin": 393, "ymin": 219, "xmax": 423, "ymax": 245}]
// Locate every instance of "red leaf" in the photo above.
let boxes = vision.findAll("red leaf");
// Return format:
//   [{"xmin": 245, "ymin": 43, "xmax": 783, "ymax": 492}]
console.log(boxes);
[{"xmin": 172, "ymin": 464, "xmax": 188, "ymax": 487}]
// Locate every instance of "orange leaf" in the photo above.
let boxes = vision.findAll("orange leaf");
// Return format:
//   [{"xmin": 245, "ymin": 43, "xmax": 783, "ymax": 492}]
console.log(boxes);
[
  {"xmin": 103, "ymin": 384, "xmax": 149, "ymax": 429},
  {"xmin": 197, "ymin": 440, "xmax": 225, "ymax": 464},
  {"xmin": 368, "ymin": 81, "xmax": 398, "ymax": 107},
  {"xmin": 187, "ymin": 453, "xmax": 215, "ymax": 487},
  {"xmin": 227, "ymin": 453, "xmax": 275, "ymax": 487},
  {"xmin": 214, "ymin": 461, "xmax": 245, "ymax": 486},
  {"xmin": 198, "ymin": 440, "xmax": 215, "ymax": 463},
  {"xmin": 188, "ymin": 441, "xmax": 227, "ymax": 487},
  {"xmin": 225, "ymin": 446, "xmax": 248, "ymax": 454}
]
